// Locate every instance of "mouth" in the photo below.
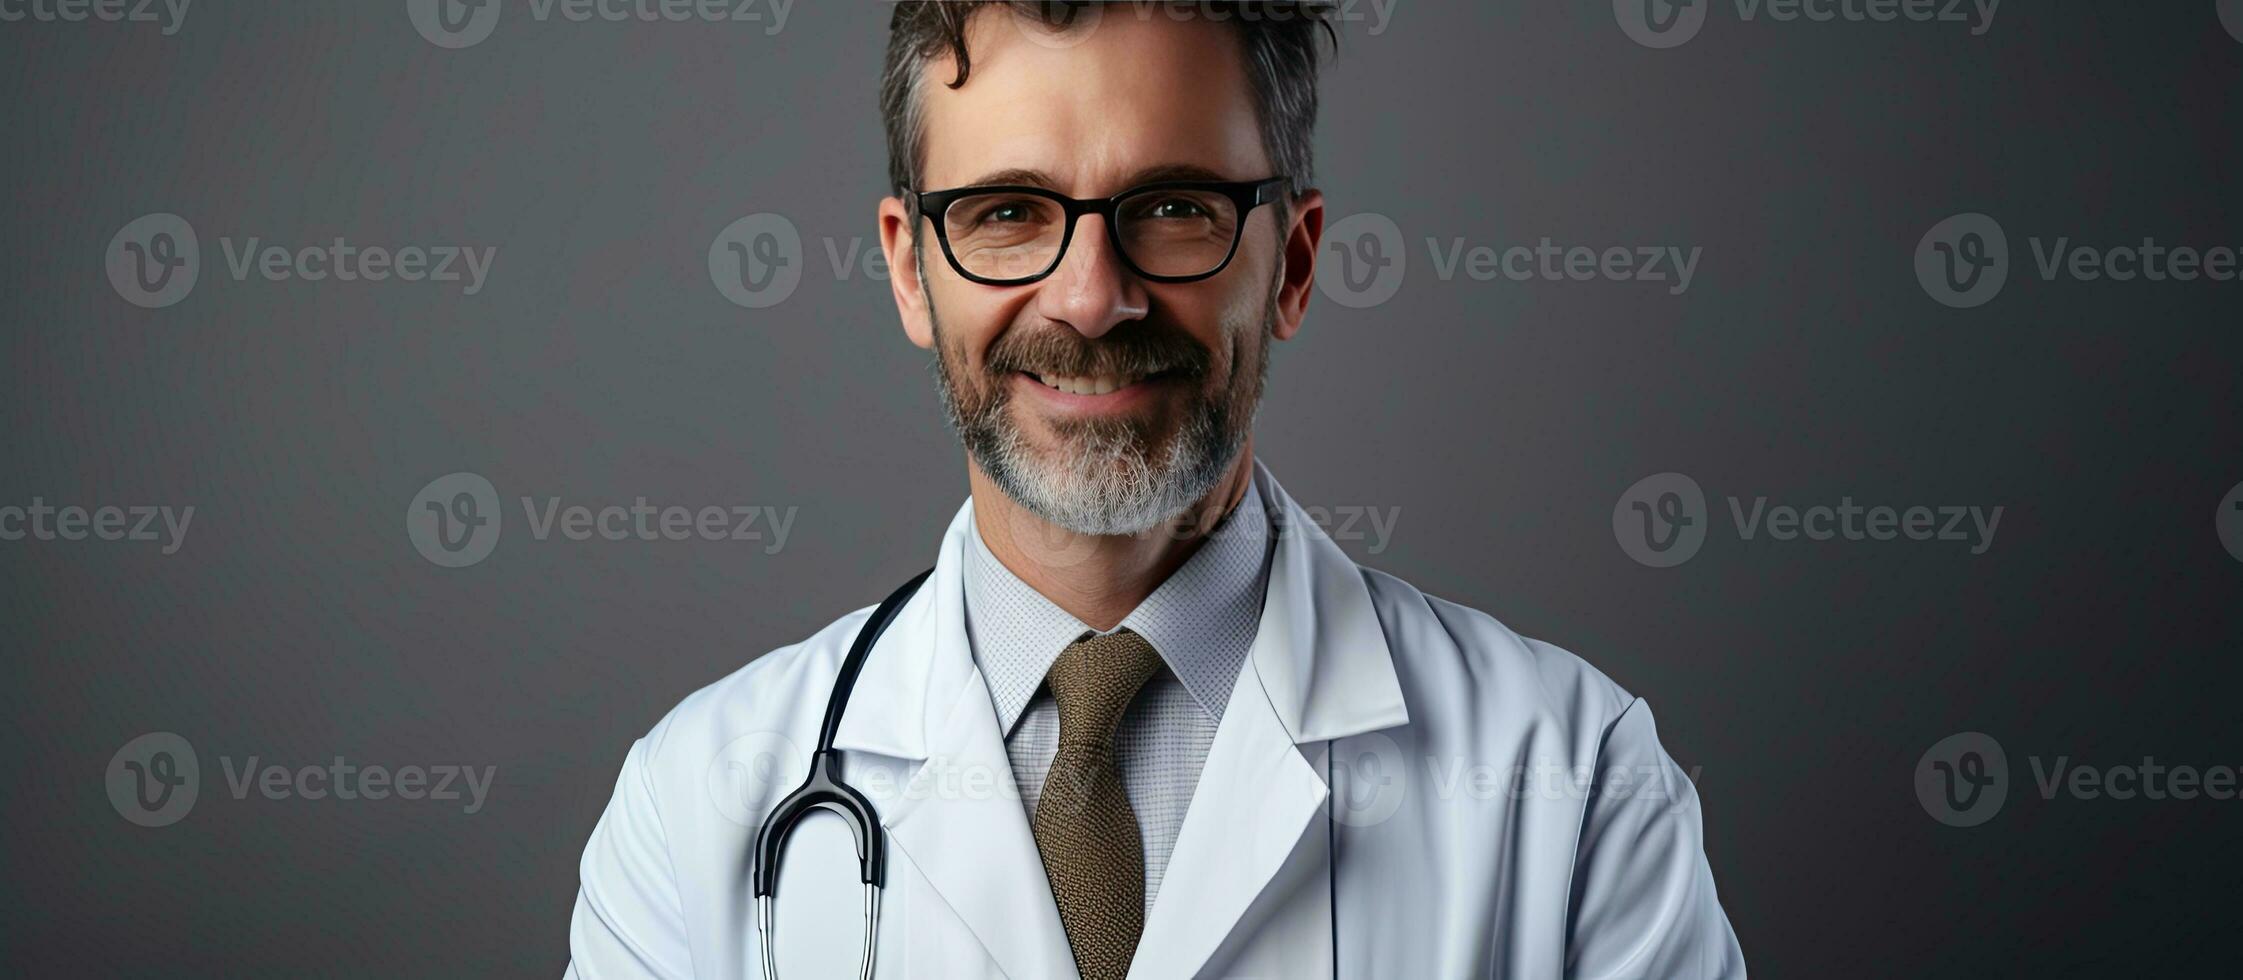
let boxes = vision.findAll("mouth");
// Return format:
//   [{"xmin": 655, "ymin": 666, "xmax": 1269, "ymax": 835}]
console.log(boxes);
[
  {"xmin": 1009, "ymin": 368, "xmax": 1179, "ymax": 414},
  {"xmin": 1022, "ymin": 369, "xmax": 1164, "ymax": 395}
]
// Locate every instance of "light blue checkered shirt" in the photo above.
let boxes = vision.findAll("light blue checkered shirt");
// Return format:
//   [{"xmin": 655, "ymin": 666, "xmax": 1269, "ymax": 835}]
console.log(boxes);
[{"xmin": 961, "ymin": 472, "xmax": 1273, "ymax": 911}]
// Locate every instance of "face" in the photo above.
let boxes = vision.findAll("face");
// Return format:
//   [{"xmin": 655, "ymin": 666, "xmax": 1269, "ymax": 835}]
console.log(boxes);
[{"xmin": 879, "ymin": 10, "xmax": 1323, "ymax": 536}]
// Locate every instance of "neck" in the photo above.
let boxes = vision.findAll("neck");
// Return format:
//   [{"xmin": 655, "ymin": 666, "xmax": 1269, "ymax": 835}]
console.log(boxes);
[{"xmin": 968, "ymin": 439, "xmax": 1257, "ymax": 631}]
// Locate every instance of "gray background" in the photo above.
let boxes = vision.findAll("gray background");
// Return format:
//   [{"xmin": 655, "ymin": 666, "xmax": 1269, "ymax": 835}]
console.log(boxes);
[{"xmin": 6, "ymin": 1, "xmax": 2242, "ymax": 976}]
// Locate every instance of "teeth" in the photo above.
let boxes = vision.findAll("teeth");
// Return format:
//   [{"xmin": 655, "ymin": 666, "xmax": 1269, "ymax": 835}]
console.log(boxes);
[{"xmin": 1034, "ymin": 372, "xmax": 1144, "ymax": 396}]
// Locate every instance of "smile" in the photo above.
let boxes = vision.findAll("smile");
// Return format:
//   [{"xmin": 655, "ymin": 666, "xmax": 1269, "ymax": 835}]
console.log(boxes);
[
  {"xmin": 1010, "ymin": 369, "xmax": 1177, "ymax": 415},
  {"xmin": 1028, "ymin": 371, "xmax": 1149, "ymax": 396}
]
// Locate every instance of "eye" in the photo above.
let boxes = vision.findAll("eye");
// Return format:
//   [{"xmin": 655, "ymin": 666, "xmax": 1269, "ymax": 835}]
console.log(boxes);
[
  {"xmin": 1144, "ymin": 198, "xmax": 1210, "ymax": 220},
  {"xmin": 981, "ymin": 202, "xmax": 1035, "ymax": 224}
]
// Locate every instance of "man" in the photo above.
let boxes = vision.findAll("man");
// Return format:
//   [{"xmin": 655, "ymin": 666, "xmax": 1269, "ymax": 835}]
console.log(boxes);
[{"xmin": 567, "ymin": 3, "xmax": 1745, "ymax": 977}]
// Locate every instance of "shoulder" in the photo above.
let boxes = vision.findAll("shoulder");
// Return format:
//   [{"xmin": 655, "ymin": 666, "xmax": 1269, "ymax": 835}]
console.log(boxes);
[
  {"xmin": 1356, "ymin": 565, "xmax": 1640, "ymax": 753},
  {"xmin": 628, "ymin": 603, "xmax": 879, "ymax": 778}
]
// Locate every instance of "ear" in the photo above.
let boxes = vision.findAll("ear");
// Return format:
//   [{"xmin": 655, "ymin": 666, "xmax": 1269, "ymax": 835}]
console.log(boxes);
[
  {"xmin": 879, "ymin": 195, "xmax": 935, "ymax": 349},
  {"xmin": 1270, "ymin": 189, "xmax": 1324, "ymax": 342}
]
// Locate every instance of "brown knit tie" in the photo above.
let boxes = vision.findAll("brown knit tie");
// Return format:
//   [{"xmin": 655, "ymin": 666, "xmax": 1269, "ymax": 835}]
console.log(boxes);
[{"xmin": 1032, "ymin": 628, "xmax": 1165, "ymax": 980}]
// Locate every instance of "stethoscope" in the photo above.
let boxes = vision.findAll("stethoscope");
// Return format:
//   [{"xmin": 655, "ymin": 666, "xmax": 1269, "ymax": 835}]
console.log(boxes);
[
  {"xmin": 752, "ymin": 568, "xmax": 933, "ymax": 980},
  {"xmin": 752, "ymin": 565, "xmax": 1349, "ymax": 978}
]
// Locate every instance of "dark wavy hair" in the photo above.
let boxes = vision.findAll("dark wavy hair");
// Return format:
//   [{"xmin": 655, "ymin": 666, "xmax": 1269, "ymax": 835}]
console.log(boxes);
[{"xmin": 880, "ymin": 1, "xmax": 1338, "ymax": 210}]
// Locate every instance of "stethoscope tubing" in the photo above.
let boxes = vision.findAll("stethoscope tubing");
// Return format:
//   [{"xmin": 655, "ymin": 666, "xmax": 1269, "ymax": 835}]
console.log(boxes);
[
  {"xmin": 751, "ymin": 565, "xmax": 1351, "ymax": 977},
  {"xmin": 752, "ymin": 568, "xmax": 932, "ymax": 979}
]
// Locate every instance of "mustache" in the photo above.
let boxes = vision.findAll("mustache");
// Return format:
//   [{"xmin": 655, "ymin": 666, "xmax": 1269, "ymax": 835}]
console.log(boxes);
[{"xmin": 983, "ymin": 322, "xmax": 1213, "ymax": 379}]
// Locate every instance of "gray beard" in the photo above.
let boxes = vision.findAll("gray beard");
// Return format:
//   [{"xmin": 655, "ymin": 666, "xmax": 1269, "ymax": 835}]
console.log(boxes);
[{"xmin": 927, "ymin": 276, "xmax": 1271, "ymax": 537}]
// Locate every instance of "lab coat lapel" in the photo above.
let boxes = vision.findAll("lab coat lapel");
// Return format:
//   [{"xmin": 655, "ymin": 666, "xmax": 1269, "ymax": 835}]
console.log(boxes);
[
  {"xmin": 831, "ymin": 461, "xmax": 1411, "ymax": 980},
  {"xmin": 1128, "ymin": 654, "xmax": 1330, "ymax": 980},
  {"xmin": 1129, "ymin": 460, "xmax": 1413, "ymax": 979},
  {"xmin": 830, "ymin": 501, "xmax": 1081, "ymax": 980}
]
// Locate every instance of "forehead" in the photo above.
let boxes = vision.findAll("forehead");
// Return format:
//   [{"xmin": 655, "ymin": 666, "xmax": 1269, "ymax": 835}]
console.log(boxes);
[{"xmin": 915, "ymin": 10, "xmax": 1270, "ymax": 192}]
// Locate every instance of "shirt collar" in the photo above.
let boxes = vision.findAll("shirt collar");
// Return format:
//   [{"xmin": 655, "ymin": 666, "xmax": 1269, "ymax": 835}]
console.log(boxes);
[{"xmin": 962, "ymin": 468, "xmax": 1274, "ymax": 736}]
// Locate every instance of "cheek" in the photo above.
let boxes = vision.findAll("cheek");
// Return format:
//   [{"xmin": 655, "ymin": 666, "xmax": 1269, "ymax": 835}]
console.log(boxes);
[
  {"xmin": 1207, "ymin": 228, "xmax": 1282, "ymax": 343},
  {"xmin": 928, "ymin": 277, "xmax": 1026, "ymax": 371},
  {"xmin": 1210, "ymin": 281, "xmax": 1270, "ymax": 362}
]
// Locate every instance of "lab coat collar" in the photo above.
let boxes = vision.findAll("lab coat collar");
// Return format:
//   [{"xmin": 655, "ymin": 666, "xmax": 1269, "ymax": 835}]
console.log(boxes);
[
  {"xmin": 830, "ymin": 456, "xmax": 1411, "ymax": 761},
  {"xmin": 829, "ymin": 458, "xmax": 1409, "ymax": 980},
  {"xmin": 1242, "ymin": 456, "xmax": 1412, "ymax": 743}
]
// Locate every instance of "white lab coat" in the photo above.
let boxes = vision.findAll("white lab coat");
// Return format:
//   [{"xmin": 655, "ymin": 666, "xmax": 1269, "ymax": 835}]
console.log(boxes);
[{"xmin": 567, "ymin": 459, "xmax": 1745, "ymax": 979}]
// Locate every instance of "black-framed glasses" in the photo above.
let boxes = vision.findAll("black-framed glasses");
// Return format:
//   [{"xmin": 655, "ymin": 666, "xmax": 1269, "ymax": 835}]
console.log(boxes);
[{"xmin": 909, "ymin": 176, "xmax": 1287, "ymax": 285}]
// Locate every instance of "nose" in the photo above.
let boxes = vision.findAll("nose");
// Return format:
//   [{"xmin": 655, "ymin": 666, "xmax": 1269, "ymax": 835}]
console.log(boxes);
[{"xmin": 1034, "ymin": 214, "xmax": 1149, "ymax": 340}]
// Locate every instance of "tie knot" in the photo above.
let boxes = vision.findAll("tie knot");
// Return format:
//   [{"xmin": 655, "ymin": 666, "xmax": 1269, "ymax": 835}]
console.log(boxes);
[{"xmin": 1044, "ymin": 628, "xmax": 1165, "ymax": 748}]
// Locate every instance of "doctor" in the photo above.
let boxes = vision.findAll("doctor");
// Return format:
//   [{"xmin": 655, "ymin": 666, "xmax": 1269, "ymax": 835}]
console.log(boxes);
[{"xmin": 568, "ymin": 2, "xmax": 1745, "ymax": 977}]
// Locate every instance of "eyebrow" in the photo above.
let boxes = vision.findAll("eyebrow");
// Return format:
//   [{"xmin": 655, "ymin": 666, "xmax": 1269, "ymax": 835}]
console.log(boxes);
[{"xmin": 952, "ymin": 163, "xmax": 1241, "ymax": 192}]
